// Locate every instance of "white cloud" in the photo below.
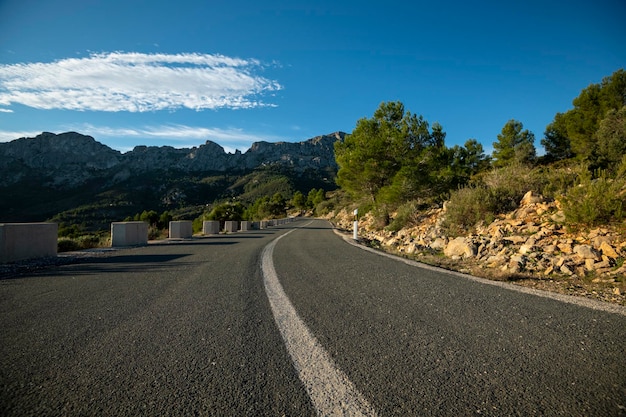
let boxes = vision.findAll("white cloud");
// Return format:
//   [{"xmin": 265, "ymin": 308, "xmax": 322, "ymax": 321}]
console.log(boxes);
[
  {"xmin": 0, "ymin": 130, "xmax": 42, "ymax": 142},
  {"xmin": 0, "ymin": 52, "xmax": 282, "ymax": 112}
]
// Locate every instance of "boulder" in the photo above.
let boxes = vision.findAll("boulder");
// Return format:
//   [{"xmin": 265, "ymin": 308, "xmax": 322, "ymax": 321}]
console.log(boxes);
[
  {"xmin": 573, "ymin": 244, "xmax": 600, "ymax": 260},
  {"xmin": 520, "ymin": 191, "xmax": 544, "ymax": 206},
  {"xmin": 444, "ymin": 237, "xmax": 477, "ymax": 258},
  {"xmin": 429, "ymin": 237, "xmax": 447, "ymax": 250},
  {"xmin": 599, "ymin": 241, "xmax": 620, "ymax": 259}
]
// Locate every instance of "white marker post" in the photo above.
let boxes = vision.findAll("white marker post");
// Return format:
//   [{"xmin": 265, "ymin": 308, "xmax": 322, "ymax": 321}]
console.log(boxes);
[{"xmin": 353, "ymin": 208, "xmax": 359, "ymax": 240}]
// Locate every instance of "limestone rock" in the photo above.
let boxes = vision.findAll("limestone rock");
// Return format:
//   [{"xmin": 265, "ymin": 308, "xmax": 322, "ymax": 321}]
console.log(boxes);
[
  {"xmin": 551, "ymin": 210, "xmax": 566, "ymax": 223},
  {"xmin": 444, "ymin": 237, "xmax": 477, "ymax": 258},
  {"xmin": 429, "ymin": 237, "xmax": 447, "ymax": 250},
  {"xmin": 599, "ymin": 241, "xmax": 620, "ymax": 259},
  {"xmin": 573, "ymin": 245, "xmax": 600, "ymax": 260},
  {"xmin": 520, "ymin": 191, "xmax": 544, "ymax": 206}
]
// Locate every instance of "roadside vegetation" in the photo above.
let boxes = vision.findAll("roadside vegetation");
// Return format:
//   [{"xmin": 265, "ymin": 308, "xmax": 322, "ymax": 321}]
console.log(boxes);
[
  {"xmin": 55, "ymin": 69, "xmax": 625, "ymax": 255},
  {"xmin": 333, "ymin": 69, "xmax": 626, "ymax": 234}
]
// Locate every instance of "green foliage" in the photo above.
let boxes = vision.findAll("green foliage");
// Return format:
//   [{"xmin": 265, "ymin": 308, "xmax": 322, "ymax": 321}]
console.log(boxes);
[
  {"xmin": 595, "ymin": 106, "xmax": 626, "ymax": 172},
  {"xmin": 443, "ymin": 164, "xmax": 547, "ymax": 233},
  {"xmin": 561, "ymin": 166, "xmax": 626, "ymax": 226},
  {"xmin": 442, "ymin": 186, "xmax": 495, "ymax": 234},
  {"xmin": 138, "ymin": 210, "xmax": 159, "ymax": 225},
  {"xmin": 479, "ymin": 163, "xmax": 546, "ymax": 210},
  {"xmin": 306, "ymin": 188, "xmax": 326, "ymax": 208},
  {"xmin": 535, "ymin": 161, "xmax": 583, "ymax": 199},
  {"xmin": 291, "ymin": 191, "xmax": 307, "ymax": 210},
  {"xmin": 335, "ymin": 101, "xmax": 446, "ymax": 205},
  {"xmin": 207, "ymin": 202, "xmax": 245, "ymax": 221},
  {"xmin": 542, "ymin": 68, "xmax": 626, "ymax": 163},
  {"xmin": 541, "ymin": 113, "xmax": 574, "ymax": 162},
  {"xmin": 192, "ymin": 216, "xmax": 204, "ymax": 234},
  {"xmin": 448, "ymin": 139, "xmax": 491, "ymax": 181},
  {"xmin": 230, "ymin": 168, "xmax": 295, "ymax": 204},
  {"xmin": 244, "ymin": 193, "xmax": 287, "ymax": 220},
  {"xmin": 159, "ymin": 211, "xmax": 173, "ymax": 229},
  {"xmin": 126, "ymin": 209, "xmax": 172, "ymax": 229},
  {"xmin": 386, "ymin": 200, "xmax": 427, "ymax": 232},
  {"xmin": 57, "ymin": 234, "xmax": 106, "ymax": 252},
  {"xmin": 492, "ymin": 119, "xmax": 536, "ymax": 167}
]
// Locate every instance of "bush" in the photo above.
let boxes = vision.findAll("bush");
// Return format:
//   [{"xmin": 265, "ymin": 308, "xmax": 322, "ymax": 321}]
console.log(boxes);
[
  {"xmin": 442, "ymin": 186, "xmax": 495, "ymax": 234},
  {"xmin": 538, "ymin": 161, "xmax": 584, "ymax": 199},
  {"xmin": 387, "ymin": 200, "xmax": 427, "ymax": 232},
  {"xmin": 58, "ymin": 238, "xmax": 81, "ymax": 252},
  {"xmin": 443, "ymin": 164, "xmax": 549, "ymax": 233},
  {"xmin": 479, "ymin": 163, "xmax": 546, "ymax": 209},
  {"xmin": 561, "ymin": 169, "xmax": 626, "ymax": 226},
  {"xmin": 57, "ymin": 234, "xmax": 105, "ymax": 252}
]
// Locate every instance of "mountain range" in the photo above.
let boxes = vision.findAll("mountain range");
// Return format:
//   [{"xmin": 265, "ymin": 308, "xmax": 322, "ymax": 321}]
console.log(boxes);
[{"xmin": 0, "ymin": 131, "xmax": 345, "ymax": 228}]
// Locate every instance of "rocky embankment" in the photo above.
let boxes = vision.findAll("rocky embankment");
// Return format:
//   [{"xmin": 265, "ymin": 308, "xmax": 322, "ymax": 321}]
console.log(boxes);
[{"xmin": 331, "ymin": 191, "xmax": 625, "ymax": 305}]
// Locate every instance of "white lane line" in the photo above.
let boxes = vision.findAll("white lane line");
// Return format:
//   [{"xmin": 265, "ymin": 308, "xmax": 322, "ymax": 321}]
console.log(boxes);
[{"xmin": 261, "ymin": 227, "xmax": 378, "ymax": 417}]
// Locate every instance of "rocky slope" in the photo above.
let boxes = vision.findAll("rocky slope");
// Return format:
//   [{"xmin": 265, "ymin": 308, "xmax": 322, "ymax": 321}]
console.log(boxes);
[{"xmin": 331, "ymin": 191, "xmax": 626, "ymax": 305}]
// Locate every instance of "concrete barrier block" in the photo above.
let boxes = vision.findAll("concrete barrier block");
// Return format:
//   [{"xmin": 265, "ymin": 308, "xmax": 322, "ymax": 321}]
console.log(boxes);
[
  {"xmin": 240, "ymin": 221, "xmax": 252, "ymax": 231},
  {"xmin": 202, "ymin": 221, "xmax": 220, "ymax": 235},
  {"xmin": 224, "ymin": 221, "xmax": 238, "ymax": 233},
  {"xmin": 169, "ymin": 221, "xmax": 193, "ymax": 239},
  {"xmin": 111, "ymin": 221, "xmax": 148, "ymax": 247},
  {"xmin": 0, "ymin": 223, "xmax": 58, "ymax": 263}
]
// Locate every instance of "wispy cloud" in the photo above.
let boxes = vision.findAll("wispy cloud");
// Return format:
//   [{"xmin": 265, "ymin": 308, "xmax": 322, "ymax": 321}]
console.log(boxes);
[
  {"xmin": 0, "ymin": 130, "xmax": 43, "ymax": 142},
  {"xmin": 0, "ymin": 52, "xmax": 282, "ymax": 112}
]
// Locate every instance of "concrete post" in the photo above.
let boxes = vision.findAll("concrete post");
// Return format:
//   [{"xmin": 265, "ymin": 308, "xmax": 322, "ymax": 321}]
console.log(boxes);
[
  {"xmin": 0, "ymin": 223, "xmax": 58, "ymax": 263},
  {"xmin": 202, "ymin": 221, "xmax": 220, "ymax": 235},
  {"xmin": 224, "ymin": 221, "xmax": 238, "ymax": 233},
  {"xmin": 169, "ymin": 221, "xmax": 193, "ymax": 239},
  {"xmin": 111, "ymin": 221, "xmax": 148, "ymax": 247}
]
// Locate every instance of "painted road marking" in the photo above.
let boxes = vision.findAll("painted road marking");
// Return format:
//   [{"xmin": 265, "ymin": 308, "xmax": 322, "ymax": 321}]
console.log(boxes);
[{"xmin": 261, "ymin": 227, "xmax": 378, "ymax": 417}]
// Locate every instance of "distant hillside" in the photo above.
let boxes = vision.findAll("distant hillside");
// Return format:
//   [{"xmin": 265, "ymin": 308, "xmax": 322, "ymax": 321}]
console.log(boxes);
[{"xmin": 0, "ymin": 131, "xmax": 345, "ymax": 228}]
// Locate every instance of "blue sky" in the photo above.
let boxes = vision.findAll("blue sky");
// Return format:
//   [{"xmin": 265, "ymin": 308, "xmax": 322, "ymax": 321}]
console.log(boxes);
[{"xmin": 0, "ymin": 0, "xmax": 624, "ymax": 154}]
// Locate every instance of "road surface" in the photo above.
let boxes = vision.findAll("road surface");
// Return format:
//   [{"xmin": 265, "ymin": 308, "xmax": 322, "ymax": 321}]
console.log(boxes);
[{"xmin": 1, "ymin": 218, "xmax": 624, "ymax": 416}]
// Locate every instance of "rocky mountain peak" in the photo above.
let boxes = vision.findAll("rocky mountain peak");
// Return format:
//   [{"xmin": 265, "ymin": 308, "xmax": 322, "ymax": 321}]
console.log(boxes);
[
  {"xmin": 0, "ymin": 130, "xmax": 346, "ymax": 188},
  {"xmin": 1, "ymin": 132, "xmax": 122, "ymax": 171}
]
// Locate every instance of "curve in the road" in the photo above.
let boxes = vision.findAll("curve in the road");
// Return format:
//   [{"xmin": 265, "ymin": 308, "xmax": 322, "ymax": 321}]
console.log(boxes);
[
  {"xmin": 336, "ymin": 230, "xmax": 626, "ymax": 317},
  {"xmin": 261, "ymin": 224, "xmax": 378, "ymax": 417}
]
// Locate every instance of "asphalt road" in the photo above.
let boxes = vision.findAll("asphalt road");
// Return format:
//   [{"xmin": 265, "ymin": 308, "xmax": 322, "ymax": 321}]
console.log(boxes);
[{"xmin": 1, "ymin": 218, "xmax": 625, "ymax": 416}]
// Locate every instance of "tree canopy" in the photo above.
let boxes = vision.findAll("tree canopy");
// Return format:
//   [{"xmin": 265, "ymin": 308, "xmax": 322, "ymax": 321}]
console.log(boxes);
[
  {"xmin": 492, "ymin": 119, "xmax": 536, "ymax": 167},
  {"xmin": 541, "ymin": 68, "xmax": 626, "ymax": 165},
  {"xmin": 334, "ymin": 101, "xmax": 450, "ymax": 205}
]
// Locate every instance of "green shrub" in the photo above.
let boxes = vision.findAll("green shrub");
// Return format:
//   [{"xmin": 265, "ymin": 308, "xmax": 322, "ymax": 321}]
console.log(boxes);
[
  {"xmin": 442, "ymin": 185, "xmax": 494, "ymax": 234},
  {"xmin": 479, "ymin": 163, "xmax": 546, "ymax": 206},
  {"xmin": 539, "ymin": 162, "xmax": 584, "ymax": 199},
  {"xmin": 192, "ymin": 216, "xmax": 204, "ymax": 233},
  {"xmin": 443, "ymin": 164, "xmax": 550, "ymax": 233},
  {"xmin": 561, "ymin": 169, "xmax": 626, "ymax": 226},
  {"xmin": 387, "ymin": 200, "xmax": 426, "ymax": 232},
  {"xmin": 57, "ymin": 234, "xmax": 105, "ymax": 252},
  {"xmin": 58, "ymin": 238, "xmax": 81, "ymax": 252}
]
